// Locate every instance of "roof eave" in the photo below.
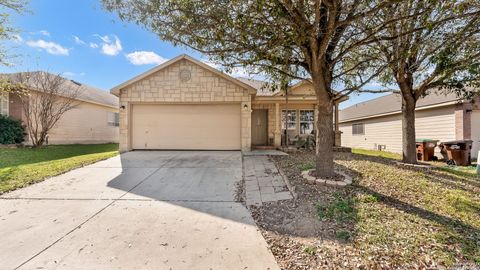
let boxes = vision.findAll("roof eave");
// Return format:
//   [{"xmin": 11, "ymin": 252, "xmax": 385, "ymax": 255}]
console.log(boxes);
[{"xmin": 110, "ymin": 54, "xmax": 257, "ymax": 96}]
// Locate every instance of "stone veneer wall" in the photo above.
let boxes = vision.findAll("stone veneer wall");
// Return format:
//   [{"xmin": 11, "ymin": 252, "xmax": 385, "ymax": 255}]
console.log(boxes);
[{"xmin": 118, "ymin": 59, "xmax": 252, "ymax": 152}]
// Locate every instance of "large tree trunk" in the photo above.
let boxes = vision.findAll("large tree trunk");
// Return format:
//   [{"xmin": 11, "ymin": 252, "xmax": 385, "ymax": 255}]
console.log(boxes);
[
  {"xmin": 311, "ymin": 69, "xmax": 335, "ymax": 178},
  {"xmin": 401, "ymin": 95, "xmax": 417, "ymax": 164},
  {"xmin": 315, "ymin": 100, "xmax": 335, "ymax": 177}
]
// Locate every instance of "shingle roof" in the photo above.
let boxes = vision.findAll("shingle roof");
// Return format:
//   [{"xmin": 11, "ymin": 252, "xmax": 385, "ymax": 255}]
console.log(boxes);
[
  {"xmin": 339, "ymin": 91, "xmax": 461, "ymax": 122},
  {"xmin": 1, "ymin": 72, "xmax": 118, "ymax": 108},
  {"xmin": 235, "ymin": 77, "xmax": 280, "ymax": 96}
]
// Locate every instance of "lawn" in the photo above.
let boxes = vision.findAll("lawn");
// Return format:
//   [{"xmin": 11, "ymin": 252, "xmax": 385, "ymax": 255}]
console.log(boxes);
[
  {"xmin": 0, "ymin": 144, "xmax": 119, "ymax": 194},
  {"xmin": 253, "ymin": 149, "xmax": 480, "ymax": 269}
]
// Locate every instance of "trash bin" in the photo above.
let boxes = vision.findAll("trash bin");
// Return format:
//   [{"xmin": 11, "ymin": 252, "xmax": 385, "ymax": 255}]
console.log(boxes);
[
  {"xmin": 439, "ymin": 140, "xmax": 473, "ymax": 166},
  {"xmin": 416, "ymin": 139, "xmax": 438, "ymax": 161}
]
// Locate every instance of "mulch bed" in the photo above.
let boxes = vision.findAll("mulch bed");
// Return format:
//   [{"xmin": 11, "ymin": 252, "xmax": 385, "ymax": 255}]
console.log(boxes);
[{"xmin": 250, "ymin": 151, "xmax": 362, "ymax": 270}]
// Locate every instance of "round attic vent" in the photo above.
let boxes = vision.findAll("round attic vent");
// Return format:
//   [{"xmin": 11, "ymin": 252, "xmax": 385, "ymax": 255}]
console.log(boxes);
[{"xmin": 179, "ymin": 69, "xmax": 191, "ymax": 82}]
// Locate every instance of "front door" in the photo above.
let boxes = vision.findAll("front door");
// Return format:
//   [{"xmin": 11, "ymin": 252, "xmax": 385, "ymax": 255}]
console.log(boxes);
[{"xmin": 251, "ymin": 109, "xmax": 268, "ymax": 146}]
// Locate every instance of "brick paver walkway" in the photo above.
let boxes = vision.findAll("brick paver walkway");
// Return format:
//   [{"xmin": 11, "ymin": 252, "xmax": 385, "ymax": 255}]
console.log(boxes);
[{"xmin": 243, "ymin": 156, "xmax": 293, "ymax": 206}]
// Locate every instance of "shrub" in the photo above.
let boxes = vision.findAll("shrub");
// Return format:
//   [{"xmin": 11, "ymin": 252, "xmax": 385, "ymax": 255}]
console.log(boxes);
[{"xmin": 0, "ymin": 115, "xmax": 26, "ymax": 144}]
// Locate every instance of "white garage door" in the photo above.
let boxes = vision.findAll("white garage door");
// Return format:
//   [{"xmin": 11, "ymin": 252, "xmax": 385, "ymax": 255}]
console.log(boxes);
[
  {"xmin": 132, "ymin": 104, "xmax": 241, "ymax": 150},
  {"xmin": 471, "ymin": 110, "xmax": 480, "ymax": 159}
]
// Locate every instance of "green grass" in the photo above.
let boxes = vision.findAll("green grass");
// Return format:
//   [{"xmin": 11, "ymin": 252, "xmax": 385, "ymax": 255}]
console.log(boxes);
[
  {"xmin": 316, "ymin": 191, "xmax": 357, "ymax": 223},
  {"xmin": 343, "ymin": 154, "xmax": 480, "ymax": 265},
  {"xmin": 303, "ymin": 245, "xmax": 318, "ymax": 255},
  {"xmin": 352, "ymin": 148, "xmax": 402, "ymax": 160},
  {"xmin": 282, "ymin": 150, "xmax": 480, "ymax": 267},
  {"xmin": 335, "ymin": 229, "xmax": 352, "ymax": 241},
  {"xmin": 0, "ymin": 144, "xmax": 119, "ymax": 194},
  {"xmin": 298, "ymin": 161, "xmax": 315, "ymax": 171},
  {"xmin": 439, "ymin": 165, "xmax": 479, "ymax": 177}
]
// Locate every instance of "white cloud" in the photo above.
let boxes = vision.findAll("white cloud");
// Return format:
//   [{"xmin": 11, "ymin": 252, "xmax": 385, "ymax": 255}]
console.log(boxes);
[
  {"xmin": 13, "ymin": 34, "xmax": 23, "ymax": 43},
  {"xmin": 125, "ymin": 51, "xmax": 168, "ymax": 65},
  {"xmin": 73, "ymin": 35, "xmax": 86, "ymax": 45},
  {"xmin": 26, "ymin": 39, "xmax": 69, "ymax": 56},
  {"xmin": 38, "ymin": 30, "xmax": 50, "ymax": 36},
  {"xmin": 63, "ymin": 71, "xmax": 86, "ymax": 77},
  {"xmin": 94, "ymin": 34, "xmax": 122, "ymax": 56},
  {"xmin": 29, "ymin": 30, "xmax": 51, "ymax": 37},
  {"xmin": 89, "ymin": 42, "xmax": 98, "ymax": 49},
  {"xmin": 202, "ymin": 59, "xmax": 253, "ymax": 78}
]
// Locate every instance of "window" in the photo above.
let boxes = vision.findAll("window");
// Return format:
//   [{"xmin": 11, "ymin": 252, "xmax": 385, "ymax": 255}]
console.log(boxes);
[
  {"xmin": 281, "ymin": 110, "xmax": 297, "ymax": 130},
  {"xmin": 300, "ymin": 110, "xmax": 314, "ymax": 134},
  {"xmin": 108, "ymin": 112, "xmax": 120, "ymax": 126},
  {"xmin": 0, "ymin": 94, "xmax": 8, "ymax": 116},
  {"xmin": 352, "ymin": 123, "xmax": 364, "ymax": 135}
]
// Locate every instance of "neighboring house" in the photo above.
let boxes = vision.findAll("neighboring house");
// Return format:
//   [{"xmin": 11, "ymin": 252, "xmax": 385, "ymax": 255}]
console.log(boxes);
[
  {"xmin": 111, "ymin": 54, "xmax": 347, "ymax": 152},
  {"xmin": 0, "ymin": 72, "xmax": 120, "ymax": 144},
  {"xmin": 339, "ymin": 92, "xmax": 480, "ymax": 158}
]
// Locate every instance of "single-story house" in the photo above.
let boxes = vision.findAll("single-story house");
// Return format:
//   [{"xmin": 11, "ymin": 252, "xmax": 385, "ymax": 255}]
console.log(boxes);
[
  {"xmin": 0, "ymin": 72, "xmax": 120, "ymax": 144},
  {"xmin": 339, "ymin": 91, "xmax": 480, "ymax": 158},
  {"xmin": 111, "ymin": 54, "xmax": 347, "ymax": 152}
]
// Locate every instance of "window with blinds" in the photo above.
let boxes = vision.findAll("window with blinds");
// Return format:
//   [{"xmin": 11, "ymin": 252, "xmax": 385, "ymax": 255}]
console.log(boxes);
[
  {"xmin": 352, "ymin": 123, "xmax": 364, "ymax": 135},
  {"xmin": 0, "ymin": 94, "xmax": 8, "ymax": 116}
]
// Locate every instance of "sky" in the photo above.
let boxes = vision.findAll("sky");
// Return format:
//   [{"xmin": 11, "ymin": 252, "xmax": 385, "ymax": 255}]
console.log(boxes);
[{"xmin": 0, "ymin": 0, "xmax": 389, "ymax": 109}]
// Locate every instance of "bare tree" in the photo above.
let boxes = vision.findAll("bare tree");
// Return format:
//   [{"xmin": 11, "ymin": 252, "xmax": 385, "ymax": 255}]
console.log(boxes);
[{"xmin": 14, "ymin": 72, "xmax": 83, "ymax": 147}]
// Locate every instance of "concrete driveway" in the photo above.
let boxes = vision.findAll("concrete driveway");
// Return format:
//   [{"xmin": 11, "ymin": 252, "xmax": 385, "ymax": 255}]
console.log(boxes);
[{"xmin": 0, "ymin": 151, "xmax": 279, "ymax": 270}]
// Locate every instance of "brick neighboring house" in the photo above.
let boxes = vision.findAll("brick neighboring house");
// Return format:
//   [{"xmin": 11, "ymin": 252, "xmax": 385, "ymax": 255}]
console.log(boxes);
[
  {"xmin": 0, "ymin": 72, "xmax": 120, "ymax": 145},
  {"xmin": 111, "ymin": 54, "xmax": 347, "ymax": 152},
  {"xmin": 339, "ymin": 92, "xmax": 480, "ymax": 159}
]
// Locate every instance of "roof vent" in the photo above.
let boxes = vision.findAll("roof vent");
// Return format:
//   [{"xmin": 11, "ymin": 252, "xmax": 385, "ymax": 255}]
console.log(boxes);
[{"xmin": 70, "ymin": 80, "xmax": 82, "ymax": 86}]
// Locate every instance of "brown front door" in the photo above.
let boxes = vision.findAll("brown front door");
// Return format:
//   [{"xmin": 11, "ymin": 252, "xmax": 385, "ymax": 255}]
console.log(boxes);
[{"xmin": 251, "ymin": 109, "xmax": 268, "ymax": 146}]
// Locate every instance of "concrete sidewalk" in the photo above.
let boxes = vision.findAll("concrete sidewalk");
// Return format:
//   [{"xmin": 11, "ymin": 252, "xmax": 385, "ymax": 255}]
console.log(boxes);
[{"xmin": 0, "ymin": 151, "xmax": 279, "ymax": 270}]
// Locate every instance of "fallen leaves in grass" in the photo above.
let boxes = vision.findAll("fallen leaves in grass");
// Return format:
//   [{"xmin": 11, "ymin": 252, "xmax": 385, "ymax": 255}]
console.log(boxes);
[{"xmin": 250, "ymin": 150, "xmax": 480, "ymax": 269}]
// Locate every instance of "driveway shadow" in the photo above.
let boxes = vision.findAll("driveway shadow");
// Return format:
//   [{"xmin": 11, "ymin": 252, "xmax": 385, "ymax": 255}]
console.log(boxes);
[{"xmin": 103, "ymin": 151, "xmax": 250, "ymax": 224}]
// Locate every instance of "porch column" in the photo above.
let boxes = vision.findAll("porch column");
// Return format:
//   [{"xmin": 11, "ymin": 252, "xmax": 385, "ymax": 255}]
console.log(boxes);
[
  {"xmin": 334, "ymin": 102, "xmax": 339, "ymax": 131},
  {"xmin": 334, "ymin": 102, "xmax": 342, "ymax": 146},
  {"xmin": 274, "ymin": 103, "xmax": 281, "ymax": 147}
]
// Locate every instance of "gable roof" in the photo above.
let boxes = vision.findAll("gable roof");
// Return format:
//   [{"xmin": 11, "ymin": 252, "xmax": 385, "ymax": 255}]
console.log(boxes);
[
  {"xmin": 339, "ymin": 91, "xmax": 462, "ymax": 123},
  {"xmin": 111, "ymin": 54, "xmax": 257, "ymax": 96},
  {"xmin": 1, "ymin": 71, "xmax": 118, "ymax": 108},
  {"xmin": 236, "ymin": 77, "xmax": 280, "ymax": 96}
]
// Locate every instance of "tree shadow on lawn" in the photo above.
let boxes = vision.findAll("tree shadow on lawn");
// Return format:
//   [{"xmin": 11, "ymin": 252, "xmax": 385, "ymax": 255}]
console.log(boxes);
[
  {"xmin": 333, "ymin": 160, "xmax": 480, "ymax": 262},
  {"xmin": 356, "ymin": 183, "xmax": 480, "ymax": 262},
  {"xmin": 335, "ymin": 152, "xmax": 480, "ymax": 193},
  {"xmin": 272, "ymin": 151, "xmax": 479, "ymax": 257}
]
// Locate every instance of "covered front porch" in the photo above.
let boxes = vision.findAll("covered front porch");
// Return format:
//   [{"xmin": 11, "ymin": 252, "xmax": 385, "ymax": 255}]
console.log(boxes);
[{"xmin": 251, "ymin": 96, "xmax": 343, "ymax": 149}]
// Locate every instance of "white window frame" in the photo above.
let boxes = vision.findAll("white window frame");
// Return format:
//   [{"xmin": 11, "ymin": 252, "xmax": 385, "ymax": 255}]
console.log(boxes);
[
  {"xmin": 352, "ymin": 123, "xmax": 365, "ymax": 135},
  {"xmin": 108, "ymin": 112, "xmax": 120, "ymax": 127},
  {"xmin": 281, "ymin": 110, "xmax": 297, "ymax": 130},
  {"xmin": 0, "ymin": 93, "xmax": 9, "ymax": 116},
  {"xmin": 299, "ymin": 110, "xmax": 315, "ymax": 135}
]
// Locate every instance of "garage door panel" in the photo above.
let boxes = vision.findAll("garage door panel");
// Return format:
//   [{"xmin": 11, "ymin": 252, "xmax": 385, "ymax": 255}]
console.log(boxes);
[{"xmin": 132, "ymin": 104, "xmax": 241, "ymax": 150}]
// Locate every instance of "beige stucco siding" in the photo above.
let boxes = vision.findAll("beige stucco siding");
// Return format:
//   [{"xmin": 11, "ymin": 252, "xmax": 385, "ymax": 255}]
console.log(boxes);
[
  {"xmin": 42, "ymin": 101, "xmax": 119, "ymax": 144},
  {"xmin": 471, "ymin": 110, "xmax": 480, "ymax": 159},
  {"xmin": 340, "ymin": 105, "xmax": 456, "ymax": 155},
  {"xmin": 118, "ymin": 58, "xmax": 252, "ymax": 152}
]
